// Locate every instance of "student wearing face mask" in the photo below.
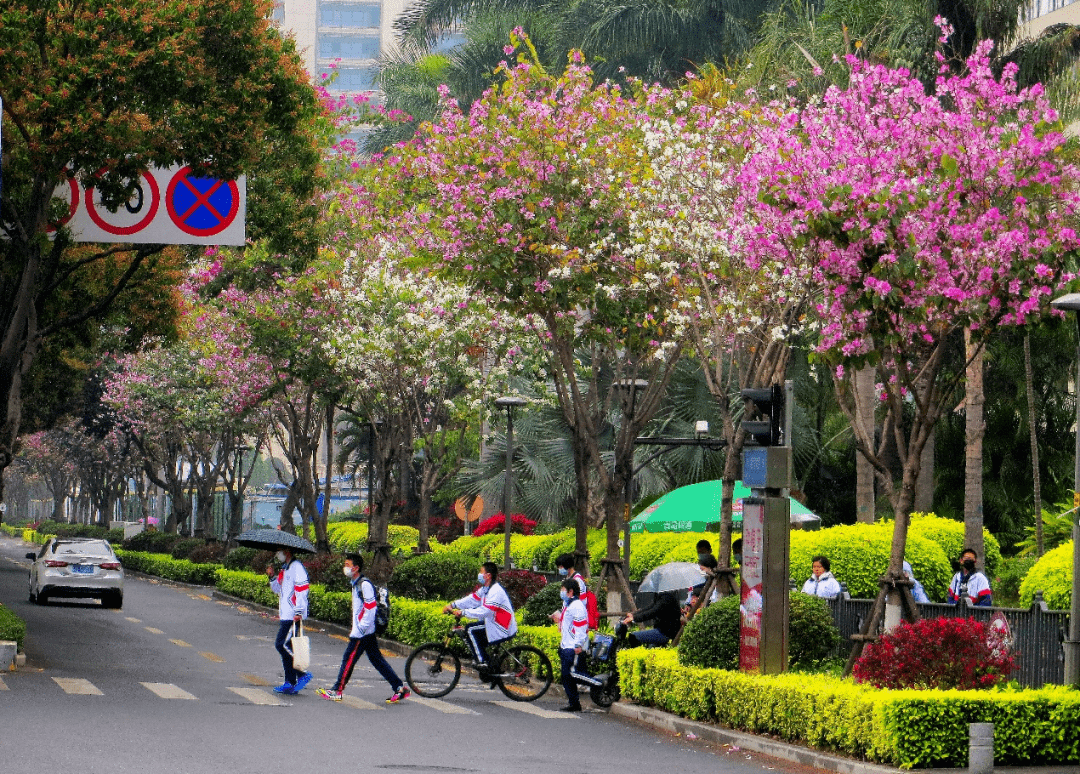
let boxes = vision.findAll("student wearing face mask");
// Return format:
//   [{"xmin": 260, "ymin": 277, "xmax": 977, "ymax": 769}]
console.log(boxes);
[
  {"xmin": 317, "ymin": 554, "xmax": 410, "ymax": 704},
  {"xmin": 948, "ymin": 548, "xmax": 993, "ymax": 606},
  {"xmin": 443, "ymin": 561, "xmax": 518, "ymax": 677},
  {"xmin": 265, "ymin": 547, "xmax": 311, "ymax": 694},
  {"xmin": 556, "ymin": 579, "xmax": 589, "ymax": 712}
]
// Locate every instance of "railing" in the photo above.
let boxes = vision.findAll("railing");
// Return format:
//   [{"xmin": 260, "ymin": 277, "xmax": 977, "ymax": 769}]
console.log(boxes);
[{"xmin": 824, "ymin": 592, "xmax": 1067, "ymax": 687}]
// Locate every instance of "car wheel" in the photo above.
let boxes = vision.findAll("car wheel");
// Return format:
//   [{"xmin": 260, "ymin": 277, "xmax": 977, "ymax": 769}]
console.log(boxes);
[
  {"xmin": 37, "ymin": 590, "xmax": 49, "ymax": 605},
  {"xmin": 102, "ymin": 592, "xmax": 123, "ymax": 610}
]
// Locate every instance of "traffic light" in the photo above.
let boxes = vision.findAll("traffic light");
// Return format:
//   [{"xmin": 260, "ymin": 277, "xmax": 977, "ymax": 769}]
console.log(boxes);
[{"xmin": 741, "ymin": 384, "xmax": 784, "ymax": 446}]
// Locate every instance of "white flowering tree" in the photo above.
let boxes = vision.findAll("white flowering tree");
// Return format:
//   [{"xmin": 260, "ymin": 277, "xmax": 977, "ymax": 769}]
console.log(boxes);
[{"xmin": 325, "ymin": 248, "xmax": 536, "ymax": 563}]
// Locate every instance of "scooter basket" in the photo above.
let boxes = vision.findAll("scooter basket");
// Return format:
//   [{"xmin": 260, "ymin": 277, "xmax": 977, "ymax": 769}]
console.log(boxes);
[{"xmin": 589, "ymin": 633, "xmax": 615, "ymax": 662}]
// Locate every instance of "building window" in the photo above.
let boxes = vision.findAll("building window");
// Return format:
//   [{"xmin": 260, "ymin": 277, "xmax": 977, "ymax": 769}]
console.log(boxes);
[
  {"xmin": 321, "ymin": 3, "xmax": 380, "ymax": 28},
  {"xmin": 326, "ymin": 67, "xmax": 378, "ymax": 92},
  {"xmin": 271, "ymin": 1, "xmax": 285, "ymax": 23},
  {"xmin": 319, "ymin": 34, "xmax": 381, "ymax": 60}
]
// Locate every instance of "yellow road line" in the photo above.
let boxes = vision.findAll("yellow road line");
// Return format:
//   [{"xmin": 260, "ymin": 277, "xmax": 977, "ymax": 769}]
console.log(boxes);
[
  {"xmin": 170, "ymin": 639, "xmax": 192, "ymax": 648},
  {"xmin": 144, "ymin": 627, "xmax": 164, "ymax": 635},
  {"xmin": 199, "ymin": 651, "xmax": 225, "ymax": 663}
]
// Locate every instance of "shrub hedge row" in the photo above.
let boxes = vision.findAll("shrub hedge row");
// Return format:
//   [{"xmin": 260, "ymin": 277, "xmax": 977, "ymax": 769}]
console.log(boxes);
[
  {"xmin": 619, "ymin": 648, "xmax": 1080, "ymax": 769},
  {"xmin": 0, "ymin": 603, "xmax": 26, "ymax": 652},
  {"xmin": 114, "ymin": 549, "xmax": 220, "ymax": 585}
]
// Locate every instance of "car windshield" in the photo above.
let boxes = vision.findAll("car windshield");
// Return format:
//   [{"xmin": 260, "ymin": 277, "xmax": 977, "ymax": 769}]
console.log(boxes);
[{"xmin": 54, "ymin": 541, "xmax": 112, "ymax": 557}]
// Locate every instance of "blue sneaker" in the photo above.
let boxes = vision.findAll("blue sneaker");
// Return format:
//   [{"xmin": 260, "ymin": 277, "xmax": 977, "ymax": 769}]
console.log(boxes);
[
  {"xmin": 294, "ymin": 672, "xmax": 313, "ymax": 692},
  {"xmin": 273, "ymin": 682, "xmax": 296, "ymax": 694}
]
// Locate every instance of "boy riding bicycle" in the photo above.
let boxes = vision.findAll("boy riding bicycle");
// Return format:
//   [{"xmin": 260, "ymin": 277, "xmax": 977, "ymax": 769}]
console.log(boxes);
[{"xmin": 443, "ymin": 561, "xmax": 517, "ymax": 678}]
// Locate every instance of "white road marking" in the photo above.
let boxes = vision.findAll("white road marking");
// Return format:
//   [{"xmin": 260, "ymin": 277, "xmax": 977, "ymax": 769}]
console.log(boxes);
[
  {"xmin": 0, "ymin": 676, "xmax": 7, "ymax": 690},
  {"xmin": 141, "ymin": 682, "xmax": 197, "ymax": 700},
  {"xmin": 53, "ymin": 677, "xmax": 103, "ymax": 695},
  {"xmin": 341, "ymin": 695, "xmax": 383, "ymax": 710},
  {"xmin": 228, "ymin": 686, "xmax": 288, "ymax": 706},
  {"xmin": 170, "ymin": 639, "xmax": 192, "ymax": 648},
  {"xmin": 491, "ymin": 700, "xmax": 575, "ymax": 719},
  {"xmin": 408, "ymin": 695, "xmax": 481, "ymax": 715},
  {"xmin": 144, "ymin": 626, "xmax": 164, "ymax": 635}
]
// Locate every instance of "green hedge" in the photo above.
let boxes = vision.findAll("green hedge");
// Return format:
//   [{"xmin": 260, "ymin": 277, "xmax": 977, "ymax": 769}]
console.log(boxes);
[
  {"xmin": 1019, "ymin": 541, "xmax": 1073, "ymax": 609},
  {"xmin": 619, "ymin": 648, "xmax": 1080, "ymax": 769},
  {"xmin": 325, "ymin": 522, "xmax": 424, "ymax": 555},
  {"xmin": 1, "ymin": 524, "xmax": 24, "ymax": 537},
  {"xmin": 115, "ymin": 549, "xmax": 219, "ymax": 585},
  {"xmin": 0, "ymin": 603, "xmax": 26, "ymax": 652},
  {"xmin": 909, "ymin": 513, "xmax": 1002, "ymax": 580}
]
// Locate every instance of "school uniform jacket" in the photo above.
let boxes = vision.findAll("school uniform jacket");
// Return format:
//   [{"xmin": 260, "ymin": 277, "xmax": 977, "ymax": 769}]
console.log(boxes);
[
  {"xmin": 454, "ymin": 582, "xmax": 518, "ymax": 642},
  {"xmin": 559, "ymin": 597, "xmax": 589, "ymax": 651},
  {"xmin": 801, "ymin": 571, "xmax": 841, "ymax": 599},
  {"xmin": 270, "ymin": 559, "xmax": 309, "ymax": 621},
  {"xmin": 349, "ymin": 577, "xmax": 378, "ymax": 638},
  {"xmin": 948, "ymin": 570, "xmax": 993, "ymax": 606}
]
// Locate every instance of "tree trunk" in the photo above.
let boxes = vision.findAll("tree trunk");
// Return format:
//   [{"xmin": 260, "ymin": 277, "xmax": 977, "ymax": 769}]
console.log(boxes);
[
  {"xmin": 964, "ymin": 330, "xmax": 986, "ymax": 567},
  {"xmin": 914, "ymin": 426, "xmax": 935, "ymax": 513},
  {"xmin": 1025, "ymin": 332, "xmax": 1044, "ymax": 556},
  {"xmin": 855, "ymin": 366, "xmax": 876, "ymax": 523}
]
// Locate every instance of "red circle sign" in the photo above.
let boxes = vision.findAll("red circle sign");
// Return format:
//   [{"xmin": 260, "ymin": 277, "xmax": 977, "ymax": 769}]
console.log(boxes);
[
  {"xmin": 166, "ymin": 167, "xmax": 240, "ymax": 237},
  {"xmin": 85, "ymin": 170, "xmax": 160, "ymax": 236},
  {"xmin": 46, "ymin": 173, "xmax": 80, "ymax": 233}
]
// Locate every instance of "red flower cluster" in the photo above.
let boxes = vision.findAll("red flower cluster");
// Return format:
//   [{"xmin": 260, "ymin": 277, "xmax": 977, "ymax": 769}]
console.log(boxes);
[
  {"xmin": 471, "ymin": 512, "xmax": 537, "ymax": 537},
  {"xmin": 496, "ymin": 569, "xmax": 547, "ymax": 609},
  {"xmin": 852, "ymin": 616, "xmax": 1015, "ymax": 690}
]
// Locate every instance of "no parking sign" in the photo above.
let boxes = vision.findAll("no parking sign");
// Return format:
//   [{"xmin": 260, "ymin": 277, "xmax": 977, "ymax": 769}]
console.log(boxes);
[{"xmin": 65, "ymin": 165, "xmax": 245, "ymax": 245}]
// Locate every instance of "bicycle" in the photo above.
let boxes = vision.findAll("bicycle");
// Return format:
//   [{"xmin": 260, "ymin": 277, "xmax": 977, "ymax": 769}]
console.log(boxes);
[{"xmin": 405, "ymin": 624, "xmax": 553, "ymax": 702}]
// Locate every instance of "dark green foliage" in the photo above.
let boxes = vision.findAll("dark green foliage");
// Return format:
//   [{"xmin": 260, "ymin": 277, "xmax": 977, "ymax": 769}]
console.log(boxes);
[
  {"xmin": 33, "ymin": 522, "xmax": 118, "ymax": 542},
  {"xmin": 122, "ymin": 530, "xmax": 181, "ymax": 553},
  {"xmin": 788, "ymin": 592, "xmax": 841, "ymax": 666},
  {"xmin": 389, "ymin": 552, "xmax": 479, "ymax": 601},
  {"xmin": 187, "ymin": 542, "xmax": 227, "ymax": 564},
  {"xmin": 304, "ymin": 553, "xmax": 354, "ymax": 593},
  {"xmin": 678, "ymin": 594, "xmax": 741, "ymax": 670},
  {"xmin": 170, "ymin": 538, "xmax": 206, "ymax": 560},
  {"xmin": 520, "ymin": 580, "xmax": 563, "ymax": 627},
  {"xmin": 678, "ymin": 592, "xmax": 841, "ymax": 670},
  {"xmin": 223, "ymin": 547, "xmax": 259, "ymax": 571},
  {"xmin": 0, "ymin": 604, "xmax": 27, "ymax": 652},
  {"xmin": 994, "ymin": 554, "xmax": 1039, "ymax": 607}
]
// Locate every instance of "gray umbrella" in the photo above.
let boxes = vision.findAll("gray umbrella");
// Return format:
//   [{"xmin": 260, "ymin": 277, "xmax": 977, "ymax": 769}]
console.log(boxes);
[
  {"xmin": 236, "ymin": 528, "xmax": 315, "ymax": 554},
  {"xmin": 637, "ymin": 562, "xmax": 706, "ymax": 595}
]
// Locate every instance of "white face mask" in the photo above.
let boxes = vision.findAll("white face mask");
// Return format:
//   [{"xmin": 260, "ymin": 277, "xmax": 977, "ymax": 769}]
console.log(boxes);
[
  {"xmin": 275, "ymin": 551, "xmax": 286, "ymax": 563},
  {"xmin": 559, "ymin": 589, "xmax": 569, "ymax": 602},
  {"xmin": 343, "ymin": 567, "xmax": 355, "ymax": 579},
  {"xmin": 477, "ymin": 573, "xmax": 485, "ymax": 584}
]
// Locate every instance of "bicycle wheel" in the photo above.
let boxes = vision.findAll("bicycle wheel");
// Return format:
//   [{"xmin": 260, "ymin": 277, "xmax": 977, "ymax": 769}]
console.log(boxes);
[
  {"xmin": 494, "ymin": 644, "xmax": 553, "ymax": 701},
  {"xmin": 405, "ymin": 643, "xmax": 461, "ymax": 698}
]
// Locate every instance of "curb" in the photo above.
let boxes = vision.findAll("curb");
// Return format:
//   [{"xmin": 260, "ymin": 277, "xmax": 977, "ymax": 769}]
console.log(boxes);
[{"xmin": 609, "ymin": 702, "xmax": 1080, "ymax": 774}]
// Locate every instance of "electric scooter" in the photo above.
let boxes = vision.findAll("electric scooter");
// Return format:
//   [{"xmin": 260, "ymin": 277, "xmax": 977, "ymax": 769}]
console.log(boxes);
[{"xmin": 570, "ymin": 632, "xmax": 621, "ymax": 707}]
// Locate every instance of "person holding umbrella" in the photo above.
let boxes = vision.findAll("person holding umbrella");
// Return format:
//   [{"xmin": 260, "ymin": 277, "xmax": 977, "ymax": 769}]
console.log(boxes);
[{"xmin": 266, "ymin": 546, "xmax": 312, "ymax": 694}]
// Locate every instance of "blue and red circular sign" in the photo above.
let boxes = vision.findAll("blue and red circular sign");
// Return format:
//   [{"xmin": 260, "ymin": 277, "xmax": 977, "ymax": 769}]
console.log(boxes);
[{"xmin": 166, "ymin": 167, "xmax": 240, "ymax": 237}]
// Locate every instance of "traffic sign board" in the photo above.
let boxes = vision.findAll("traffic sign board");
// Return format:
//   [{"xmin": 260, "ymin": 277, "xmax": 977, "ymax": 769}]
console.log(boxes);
[
  {"xmin": 166, "ymin": 167, "xmax": 240, "ymax": 237},
  {"xmin": 85, "ymin": 169, "xmax": 160, "ymax": 236},
  {"xmin": 47, "ymin": 173, "xmax": 80, "ymax": 232}
]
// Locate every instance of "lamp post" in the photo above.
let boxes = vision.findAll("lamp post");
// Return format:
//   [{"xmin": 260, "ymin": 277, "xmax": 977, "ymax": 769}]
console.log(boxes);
[
  {"xmin": 613, "ymin": 379, "xmax": 649, "ymax": 579},
  {"xmin": 495, "ymin": 396, "xmax": 527, "ymax": 570},
  {"xmin": 1052, "ymin": 293, "xmax": 1080, "ymax": 685}
]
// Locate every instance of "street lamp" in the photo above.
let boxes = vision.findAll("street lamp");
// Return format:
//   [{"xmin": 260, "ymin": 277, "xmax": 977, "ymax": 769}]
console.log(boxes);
[
  {"xmin": 613, "ymin": 379, "xmax": 649, "ymax": 579},
  {"xmin": 1051, "ymin": 292, "xmax": 1080, "ymax": 685},
  {"xmin": 495, "ymin": 396, "xmax": 527, "ymax": 570}
]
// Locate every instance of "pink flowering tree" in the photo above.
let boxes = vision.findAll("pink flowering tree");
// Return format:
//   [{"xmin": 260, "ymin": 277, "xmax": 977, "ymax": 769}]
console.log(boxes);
[
  {"xmin": 17, "ymin": 426, "xmax": 79, "ymax": 522},
  {"xmin": 366, "ymin": 35, "xmax": 688, "ymax": 600},
  {"xmin": 743, "ymin": 36, "xmax": 1080, "ymax": 634}
]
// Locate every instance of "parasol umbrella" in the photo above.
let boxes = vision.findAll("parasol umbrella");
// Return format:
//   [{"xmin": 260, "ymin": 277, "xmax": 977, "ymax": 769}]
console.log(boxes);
[
  {"xmin": 629, "ymin": 480, "xmax": 819, "ymax": 534},
  {"xmin": 637, "ymin": 562, "xmax": 707, "ymax": 595},
  {"xmin": 235, "ymin": 528, "xmax": 315, "ymax": 554}
]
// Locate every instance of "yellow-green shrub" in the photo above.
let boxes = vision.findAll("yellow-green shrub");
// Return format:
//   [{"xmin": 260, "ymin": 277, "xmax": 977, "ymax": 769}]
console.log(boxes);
[
  {"xmin": 1019, "ymin": 540, "xmax": 1073, "ymax": 609},
  {"xmin": 909, "ymin": 513, "xmax": 1002, "ymax": 580}
]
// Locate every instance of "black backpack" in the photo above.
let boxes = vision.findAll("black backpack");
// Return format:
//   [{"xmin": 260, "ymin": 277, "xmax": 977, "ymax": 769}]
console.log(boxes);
[{"xmin": 363, "ymin": 577, "xmax": 391, "ymax": 635}]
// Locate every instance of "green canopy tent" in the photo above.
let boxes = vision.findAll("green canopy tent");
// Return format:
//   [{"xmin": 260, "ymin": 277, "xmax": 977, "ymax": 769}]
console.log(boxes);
[{"xmin": 628, "ymin": 480, "xmax": 819, "ymax": 534}]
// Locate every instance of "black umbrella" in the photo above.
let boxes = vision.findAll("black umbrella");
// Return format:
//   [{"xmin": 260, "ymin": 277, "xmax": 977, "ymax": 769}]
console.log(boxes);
[{"xmin": 235, "ymin": 528, "xmax": 315, "ymax": 554}]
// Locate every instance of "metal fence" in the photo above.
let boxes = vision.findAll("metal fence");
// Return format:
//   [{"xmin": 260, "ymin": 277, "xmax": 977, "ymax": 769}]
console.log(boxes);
[{"xmin": 825, "ymin": 592, "xmax": 1068, "ymax": 687}]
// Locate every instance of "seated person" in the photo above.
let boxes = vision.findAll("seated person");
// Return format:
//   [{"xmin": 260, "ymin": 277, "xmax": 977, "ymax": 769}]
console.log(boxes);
[
  {"xmin": 686, "ymin": 554, "xmax": 719, "ymax": 611},
  {"xmin": 801, "ymin": 555, "xmax": 842, "ymax": 599},
  {"xmin": 903, "ymin": 560, "xmax": 930, "ymax": 603},
  {"xmin": 947, "ymin": 548, "xmax": 992, "ymax": 606},
  {"xmin": 615, "ymin": 589, "xmax": 682, "ymax": 647},
  {"xmin": 443, "ymin": 561, "xmax": 518, "ymax": 671}
]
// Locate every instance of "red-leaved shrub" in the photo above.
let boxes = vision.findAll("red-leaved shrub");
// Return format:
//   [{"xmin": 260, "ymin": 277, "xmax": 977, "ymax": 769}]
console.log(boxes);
[
  {"xmin": 472, "ymin": 512, "xmax": 537, "ymax": 537},
  {"xmin": 496, "ymin": 569, "xmax": 547, "ymax": 609},
  {"xmin": 852, "ymin": 616, "xmax": 1015, "ymax": 690}
]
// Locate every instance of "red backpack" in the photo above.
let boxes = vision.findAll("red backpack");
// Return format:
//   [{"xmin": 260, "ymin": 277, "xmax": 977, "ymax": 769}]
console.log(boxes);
[{"xmin": 582, "ymin": 589, "xmax": 600, "ymax": 630}]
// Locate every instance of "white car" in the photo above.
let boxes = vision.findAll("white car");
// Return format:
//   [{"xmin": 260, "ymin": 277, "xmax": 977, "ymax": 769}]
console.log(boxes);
[{"xmin": 27, "ymin": 537, "xmax": 124, "ymax": 608}]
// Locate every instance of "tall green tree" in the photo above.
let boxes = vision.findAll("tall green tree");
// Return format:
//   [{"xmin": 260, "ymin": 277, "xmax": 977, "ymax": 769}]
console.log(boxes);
[{"xmin": 0, "ymin": 0, "xmax": 321, "ymax": 511}]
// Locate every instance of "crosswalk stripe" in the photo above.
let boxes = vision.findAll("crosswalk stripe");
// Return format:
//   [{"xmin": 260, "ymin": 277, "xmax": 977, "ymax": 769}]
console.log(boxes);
[
  {"xmin": 491, "ymin": 700, "xmax": 574, "ymax": 719},
  {"xmin": 0, "ymin": 676, "xmax": 7, "ymax": 691},
  {"xmin": 53, "ymin": 677, "xmax": 103, "ymax": 695},
  {"xmin": 341, "ymin": 695, "xmax": 383, "ymax": 710},
  {"xmin": 228, "ymin": 686, "xmax": 288, "ymax": 706},
  {"xmin": 408, "ymin": 695, "xmax": 481, "ymax": 715},
  {"xmin": 141, "ymin": 682, "xmax": 197, "ymax": 700},
  {"xmin": 144, "ymin": 627, "xmax": 164, "ymax": 635},
  {"xmin": 170, "ymin": 639, "xmax": 192, "ymax": 648},
  {"xmin": 199, "ymin": 651, "xmax": 225, "ymax": 663},
  {"xmin": 239, "ymin": 673, "xmax": 272, "ymax": 686}
]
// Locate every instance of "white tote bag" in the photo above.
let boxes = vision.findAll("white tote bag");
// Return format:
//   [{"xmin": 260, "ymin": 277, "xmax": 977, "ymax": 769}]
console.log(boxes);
[{"xmin": 291, "ymin": 621, "xmax": 311, "ymax": 672}]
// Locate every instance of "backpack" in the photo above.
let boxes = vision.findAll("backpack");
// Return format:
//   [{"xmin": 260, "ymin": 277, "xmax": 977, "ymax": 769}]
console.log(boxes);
[
  {"xmin": 582, "ymin": 588, "xmax": 600, "ymax": 631},
  {"xmin": 363, "ymin": 577, "xmax": 391, "ymax": 635}
]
